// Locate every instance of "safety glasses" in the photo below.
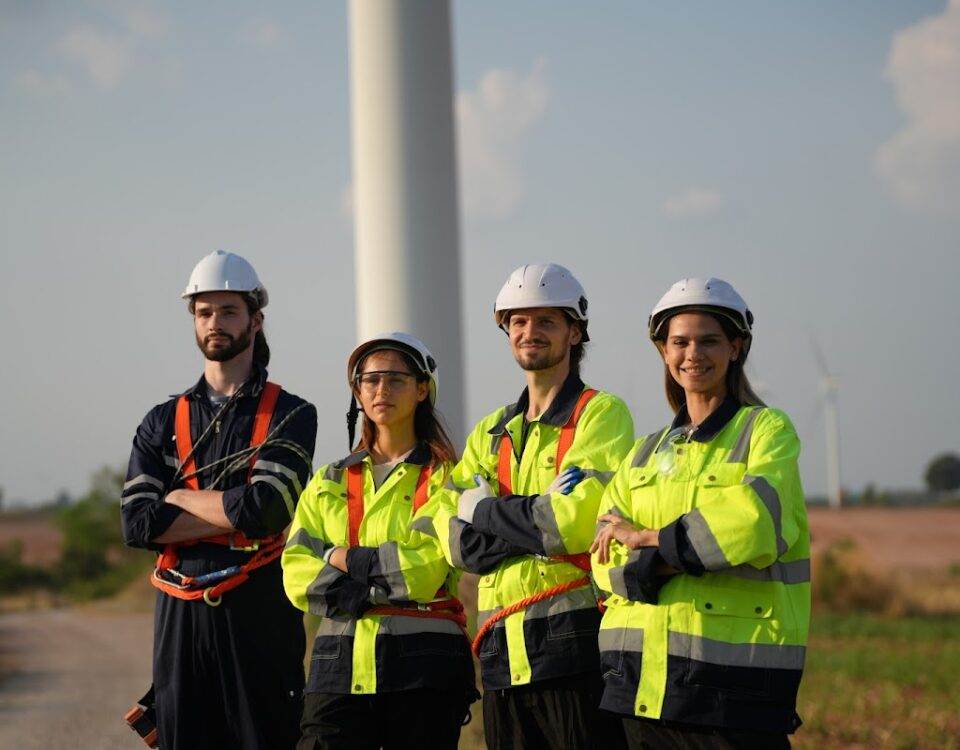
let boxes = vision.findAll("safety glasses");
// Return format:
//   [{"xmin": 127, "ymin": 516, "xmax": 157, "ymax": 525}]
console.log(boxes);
[{"xmin": 354, "ymin": 371, "xmax": 419, "ymax": 391}]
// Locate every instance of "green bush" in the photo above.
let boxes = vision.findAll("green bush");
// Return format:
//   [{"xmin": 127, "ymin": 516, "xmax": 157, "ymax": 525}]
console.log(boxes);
[
  {"xmin": 54, "ymin": 466, "xmax": 142, "ymax": 600},
  {"xmin": 0, "ymin": 539, "xmax": 52, "ymax": 592}
]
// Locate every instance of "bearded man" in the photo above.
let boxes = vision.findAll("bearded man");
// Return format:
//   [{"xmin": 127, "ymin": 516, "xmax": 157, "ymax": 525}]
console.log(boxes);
[
  {"xmin": 121, "ymin": 251, "xmax": 317, "ymax": 749},
  {"xmin": 429, "ymin": 263, "xmax": 634, "ymax": 749}
]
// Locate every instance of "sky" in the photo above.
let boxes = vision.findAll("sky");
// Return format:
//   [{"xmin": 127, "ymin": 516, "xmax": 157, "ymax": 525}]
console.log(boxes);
[{"xmin": 1, "ymin": 0, "xmax": 958, "ymax": 504}]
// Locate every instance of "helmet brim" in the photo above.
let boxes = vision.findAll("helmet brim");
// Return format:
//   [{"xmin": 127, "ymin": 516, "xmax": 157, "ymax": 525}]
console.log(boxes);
[
  {"xmin": 347, "ymin": 340, "xmax": 437, "ymax": 403},
  {"xmin": 495, "ymin": 306, "xmax": 591, "ymax": 342},
  {"xmin": 649, "ymin": 305, "xmax": 752, "ymax": 342}
]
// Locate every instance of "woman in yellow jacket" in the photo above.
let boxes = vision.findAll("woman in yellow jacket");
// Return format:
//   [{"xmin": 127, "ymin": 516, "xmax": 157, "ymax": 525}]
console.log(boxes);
[
  {"xmin": 591, "ymin": 279, "xmax": 810, "ymax": 749},
  {"xmin": 282, "ymin": 333, "xmax": 476, "ymax": 750}
]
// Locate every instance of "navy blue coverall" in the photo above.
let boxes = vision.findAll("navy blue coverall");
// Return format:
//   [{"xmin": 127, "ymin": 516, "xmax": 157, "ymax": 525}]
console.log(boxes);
[{"xmin": 122, "ymin": 366, "xmax": 317, "ymax": 750}]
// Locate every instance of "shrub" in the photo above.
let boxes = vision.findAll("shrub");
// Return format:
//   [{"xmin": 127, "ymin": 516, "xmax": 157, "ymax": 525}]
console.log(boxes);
[
  {"xmin": 0, "ymin": 539, "xmax": 52, "ymax": 592},
  {"xmin": 812, "ymin": 538, "xmax": 917, "ymax": 616}
]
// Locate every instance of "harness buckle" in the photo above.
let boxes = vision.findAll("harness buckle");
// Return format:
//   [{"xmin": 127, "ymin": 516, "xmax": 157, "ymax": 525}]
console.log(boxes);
[{"xmin": 229, "ymin": 536, "xmax": 261, "ymax": 552}]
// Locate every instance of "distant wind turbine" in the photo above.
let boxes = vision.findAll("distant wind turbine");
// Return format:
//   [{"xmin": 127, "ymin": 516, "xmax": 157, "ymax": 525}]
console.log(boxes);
[{"xmin": 811, "ymin": 337, "xmax": 842, "ymax": 509}]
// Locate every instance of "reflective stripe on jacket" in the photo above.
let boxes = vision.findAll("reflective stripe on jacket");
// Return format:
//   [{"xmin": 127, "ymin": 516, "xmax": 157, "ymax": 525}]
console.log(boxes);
[
  {"xmin": 592, "ymin": 403, "xmax": 810, "ymax": 733},
  {"xmin": 426, "ymin": 373, "xmax": 634, "ymax": 689},
  {"xmin": 282, "ymin": 444, "xmax": 473, "ymax": 695}
]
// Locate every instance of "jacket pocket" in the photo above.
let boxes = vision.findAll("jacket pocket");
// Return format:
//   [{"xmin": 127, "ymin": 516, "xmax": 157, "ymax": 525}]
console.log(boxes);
[
  {"xmin": 310, "ymin": 618, "xmax": 352, "ymax": 661},
  {"xmin": 685, "ymin": 587, "xmax": 776, "ymax": 697},
  {"xmin": 599, "ymin": 626, "xmax": 625, "ymax": 678},
  {"xmin": 684, "ymin": 657, "xmax": 773, "ymax": 699},
  {"xmin": 693, "ymin": 588, "xmax": 773, "ymax": 619},
  {"xmin": 627, "ymin": 466, "xmax": 658, "ymax": 491},
  {"xmin": 696, "ymin": 463, "xmax": 746, "ymax": 489},
  {"xmin": 545, "ymin": 585, "xmax": 603, "ymax": 640}
]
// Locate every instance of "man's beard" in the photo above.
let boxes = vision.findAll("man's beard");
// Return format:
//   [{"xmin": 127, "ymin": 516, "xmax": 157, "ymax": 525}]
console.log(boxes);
[
  {"xmin": 196, "ymin": 323, "xmax": 253, "ymax": 362},
  {"xmin": 515, "ymin": 343, "xmax": 566, "ymax": 372}
]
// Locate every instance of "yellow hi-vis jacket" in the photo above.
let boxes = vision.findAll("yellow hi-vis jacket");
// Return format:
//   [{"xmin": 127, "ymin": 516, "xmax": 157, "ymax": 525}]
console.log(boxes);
[
  {"xmin": 281, "ymin": 444, "xmax": 474, "ymax": 696},
  {"xmin": 592, "ymin": 399, "xmax": 810, "ymax": 733},
  {"xmin": 426, "ymin": 373, "xmax": 634, "ymax": 689}
]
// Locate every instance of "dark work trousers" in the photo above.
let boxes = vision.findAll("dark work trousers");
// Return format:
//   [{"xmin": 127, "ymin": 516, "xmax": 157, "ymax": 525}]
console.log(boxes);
[
  {"xmin": 297, "ymin": 688, "xmax": 473, "ymax": 750},
  {"xmin": 153, "ymin": 560, "xmax": 306, "ymax": 750},
  {"xmin": 483, "ymin": 671, "xmax": 626, "ymax": 750},
  {"xmin": 621, "ymin": 716, "xmax": 791, "ymax": 750}
]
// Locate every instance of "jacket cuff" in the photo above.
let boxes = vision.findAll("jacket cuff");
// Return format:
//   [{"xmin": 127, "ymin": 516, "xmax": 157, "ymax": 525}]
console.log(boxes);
[
  {"xmin": 147, "ymin": 502, "xmax": 183, "ymax": 546},
  {"xmin": 345, "ymin": 546, "xmax": 378, "ymax": 585},
  {"xmin": 658, "ymin": 519, "xmax": 705, "ymax": 576},
  {"xmin": 470, "ymin": 497, "xmax": 496, "ymax": 534},
  {"xmin": 622, "ymin": 547, "xmax": 670, "ymax": 603},
  {"xmin": 221, "ymin": 486, "xmax": 248, "ymax": 531},
  {"xmin": 336, "ymin": 578, "xmax": 373, "ymax": 618}
]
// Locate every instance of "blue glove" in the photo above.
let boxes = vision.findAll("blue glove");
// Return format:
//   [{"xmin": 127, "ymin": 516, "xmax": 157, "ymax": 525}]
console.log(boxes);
[
  {"xmin": 546, "ymin": 465, "xmax": 585, "ymax": 495},
  {"xmin": 458, "ymin": 474, "xmax": 494, "ymax": 524}
]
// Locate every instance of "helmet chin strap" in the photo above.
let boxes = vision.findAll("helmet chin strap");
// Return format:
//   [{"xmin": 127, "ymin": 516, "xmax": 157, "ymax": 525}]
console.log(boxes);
[{"xmin": 346, "ymin": 395, "xmax": 361, "ymax": 451}]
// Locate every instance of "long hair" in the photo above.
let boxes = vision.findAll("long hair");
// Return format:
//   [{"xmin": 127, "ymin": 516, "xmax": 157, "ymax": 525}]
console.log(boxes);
[
  {"xmin": 655, "ymin": 312, "xmax": 765, "ymax": 414},
  {"xmin": 354, "ymin": 351, "xmax": 458, "ymax": 468},
  {"xmin": 569, "ymin": 336, "xmax": 586, "ymax": 377},
  {"xmin": 243, "ymin": 298, "xmax": 270, "ymax": 368},
  {"xmin": 567, "ymin": 318, "xmax": 587, "ymax": 377}
]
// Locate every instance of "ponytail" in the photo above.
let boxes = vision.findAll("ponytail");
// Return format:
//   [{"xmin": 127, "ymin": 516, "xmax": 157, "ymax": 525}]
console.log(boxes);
[{"xmin": 253, "ymin": 329, "xmax": 270, "ymax": 368}]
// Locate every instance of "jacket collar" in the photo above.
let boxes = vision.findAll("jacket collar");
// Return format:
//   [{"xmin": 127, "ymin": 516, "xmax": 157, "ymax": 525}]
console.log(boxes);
[
  {"xmin": 334, "ymin": 442, "xmax": 432, "ymax": 470},
  {"xmin": 488, "ymin": 370, "xmax": 587, "ymax": 436},
  {"xmin": 671, "ymin": 396, "xmax": 741, "ymax": 443},
  {"xmin": 181, "ymin": 364, "xmax": 268, "ymax": 400}
]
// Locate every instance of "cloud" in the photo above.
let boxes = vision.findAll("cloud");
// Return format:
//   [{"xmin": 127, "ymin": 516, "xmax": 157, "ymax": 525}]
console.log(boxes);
[
  {"xmin": 13, "ymin": 1, "xmax": 170, "ymax": 93},
  {"xmin": 662, "ymin": 188, "xmax": 724, "ymax": 219},
  {"xmin": 238, "ymin": 19, "xmax": 285, "ymax": 49},
  {"xmin": 13, "ymin": 69, "xmax": 73, "ymax": 98},
  {"xmin": 456, "ymin": 58, "xmax": 550, "ymax": 220},
  {"xmin": 340, "ymin": 59, "xmax": 550, "ymax": 222},
  {"xmin": 58, "ymin": 25, "xmax": 130, "ymax": 90},
  {"xmin": 98, "ymin": 0, "xmax": 169, "ymax": 38},
  {"xmin": 876, "ymin": 0, "xmax": 960, "ymax": 216}
]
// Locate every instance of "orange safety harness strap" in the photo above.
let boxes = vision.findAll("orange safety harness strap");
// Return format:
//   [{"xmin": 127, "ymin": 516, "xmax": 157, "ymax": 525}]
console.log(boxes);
[
  {"xmin": 174, "ymin": 394, "xmax": 200, "ymax": 491},
  {"xmin": 475, "ymin": 388, "xmax": 600, "ymax": 655},
  {"xmin": 152, "ymin": 382, "xmax": 284, "ymax": 604},
  {"xmin": 346, "ymin": 459, "xmax": 433, "ymax": 545},
  {"xmin": 345, "ymin": 460, "xmax": 466, "ymax": 630}
]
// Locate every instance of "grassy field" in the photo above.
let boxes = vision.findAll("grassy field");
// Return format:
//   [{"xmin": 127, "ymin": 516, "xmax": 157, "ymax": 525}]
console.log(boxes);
[
  {"xmin": 795, "ymin": 612, "xmax": 960, "ymax": 749},
  {"xmin": 452, "ymin": 612, "xmax": 960, "ymax": 749},
  {"xmin": 3, "ymin": 507, "xmax": 959, "ymax": 748}
]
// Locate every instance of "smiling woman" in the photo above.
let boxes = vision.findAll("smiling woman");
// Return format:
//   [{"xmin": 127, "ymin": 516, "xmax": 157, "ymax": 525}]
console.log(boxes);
[
  {"xmin": 591, "ymin": 278, "xmax": 811, "ymax": 750},
  {"xmin": 650, "ymin": 281, "xmax": 764, "ymax": 416}
]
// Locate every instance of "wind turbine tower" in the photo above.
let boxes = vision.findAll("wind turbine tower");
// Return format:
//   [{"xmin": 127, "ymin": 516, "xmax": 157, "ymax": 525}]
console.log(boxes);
[{"xmin": 346, "ymin": 0, "xmax": 465, "ymax": 441}]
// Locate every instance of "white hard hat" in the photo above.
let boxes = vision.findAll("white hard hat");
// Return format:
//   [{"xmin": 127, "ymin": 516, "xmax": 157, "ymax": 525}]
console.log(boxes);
[
  {"xmin": 347, "ymin": 332, "xmax": 439, "ymax": 404},
  {"xmin": 182, "ymin": 250, "xmax": 268, "ymax": 308},
  {"xmin": 648, "ymin": 277, "xmax": 753, "ymax": 344},
  {"xmin": 494, "ymin": 263, "xmax": 590, "ymax": 341}
]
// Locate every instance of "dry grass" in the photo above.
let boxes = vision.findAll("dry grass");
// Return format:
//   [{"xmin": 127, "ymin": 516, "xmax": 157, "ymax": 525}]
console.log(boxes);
[{"xmin": 813, "ymin": 536, "xmax": 960, "ymax": 617}]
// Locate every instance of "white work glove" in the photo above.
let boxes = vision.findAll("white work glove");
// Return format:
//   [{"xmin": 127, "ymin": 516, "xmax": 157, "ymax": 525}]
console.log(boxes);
[
  {"xmin": 546, "ymin": 465, "xmax": 585, "ymax": 496},
  {"xmin": 458, "ymin": 474, "xmax": 494, "ymax": 524}
]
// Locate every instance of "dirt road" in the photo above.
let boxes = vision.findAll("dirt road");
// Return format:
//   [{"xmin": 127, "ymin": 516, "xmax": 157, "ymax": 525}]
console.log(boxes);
[{"xmin": 0, "ymin": 607, "xmax": 152, "ymax": 750}]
